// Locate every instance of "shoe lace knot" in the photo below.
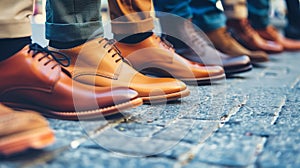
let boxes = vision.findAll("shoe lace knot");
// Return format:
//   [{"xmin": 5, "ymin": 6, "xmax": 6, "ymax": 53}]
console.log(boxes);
[{"xmin": 29, "ymin": 43, "xmax": 71, "ymax": 68}]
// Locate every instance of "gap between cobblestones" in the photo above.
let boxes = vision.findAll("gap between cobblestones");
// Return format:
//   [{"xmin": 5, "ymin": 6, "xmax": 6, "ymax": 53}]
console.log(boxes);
[{"xmin": 173, "ymin": 95, "xmax": 250, "ymax": 167}]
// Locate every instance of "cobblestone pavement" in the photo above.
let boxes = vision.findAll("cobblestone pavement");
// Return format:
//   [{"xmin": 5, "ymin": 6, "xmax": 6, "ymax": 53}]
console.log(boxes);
[{"xmin": 1, "ymin": 45, "xmax": 300, "ymax": 168}]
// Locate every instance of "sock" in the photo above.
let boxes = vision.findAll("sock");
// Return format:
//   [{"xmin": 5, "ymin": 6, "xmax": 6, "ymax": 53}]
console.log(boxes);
[
  {"xmin": 49, "ymin": 39, "xmax": 87, "ymax": 49},
  {"xmin": 162, "ymin": 34, "xmax": 188, "ymax": 49},
  {"xmin": 116, "ymin": 32, "xmax": 153, "ymax": 44},
  {"xmin": 0, "ymin": 37, "xmax": 31, "ymax": 61}
]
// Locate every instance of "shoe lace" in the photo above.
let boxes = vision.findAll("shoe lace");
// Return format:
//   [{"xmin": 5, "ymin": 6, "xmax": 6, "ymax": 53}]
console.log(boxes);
[
  {"xmin": 28, "ymin": 43, "xmax": 71, "ymax": 68},
  {"xmin": 98, "ymin": 38, "xmax": 125, "ymax": 63},
  {"xmin": 184, "ymin": 21, "xmax": 207, "ymax": 48},
  {"xmin": 160, "ymin": 36, "xmax": 174, "ymax": 50}
]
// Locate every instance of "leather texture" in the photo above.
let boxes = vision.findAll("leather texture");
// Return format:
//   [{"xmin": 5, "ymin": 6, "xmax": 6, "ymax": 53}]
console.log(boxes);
[
  {"xmin": 116, "ymin": 35, "xmax": 225, "ymax": 84},
  {"xmin": 226, "ymin": 19, "xmax": 284, "ymax": 53},
  {"xmin": 0, "ymin": 44, "xmax": 142, "ymax": 120},
  {"xmin": 176, "ymin": 46, "xmax": 252, "ymax": 75},
  {"xmin": 158, "ymin": 19, "xmax": 252, "ymax": 75},
  {"xmin": 49, "ymin": 38, "xmax": 190, "ymax": 103},
  {"xmin": 0, "ymin": 104, "xmax": 54, "ymax": 156},
  {"xmin": 207, "ymin": 27, "xmax": 269, "ymax": 63},
  {"xmin": 256, "ymin": 26, "xmax": 300, "ymax": 51}
]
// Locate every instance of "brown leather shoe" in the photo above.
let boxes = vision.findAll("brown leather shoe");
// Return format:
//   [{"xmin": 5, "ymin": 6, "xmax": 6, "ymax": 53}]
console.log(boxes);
[
  {"xmin": 226, "ymin": 19, "xmax": 284, "ymax": 53},
  {"xmin": 206, "ymin": 27, "xmax": 269, "ymax": 63},
  {"xmin": 116, "ymin": 35, "xmax": 225, "ymax": 84},
  {"xmin": 256, "ymin": 25, "xmax": 300, "ymax": 51},
  {"xmin": 0, "ymin": 44, "xmax": 142, "ymax": 120},
  {"xmin": 158, "ymin": 17, "xmax": 252, "ymax": 75},
  {"xmin": 49, "ymin": 38, "xmax": 190, "ymax": 103},
  {"xmin": 0, "ymin": 104, "xmax": 54, "ymax": 156}
]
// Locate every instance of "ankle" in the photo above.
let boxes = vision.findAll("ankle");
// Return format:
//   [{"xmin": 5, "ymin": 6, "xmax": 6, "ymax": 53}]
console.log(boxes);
[
  {"xmin": 49, "ymin": 39, "xmax": 87, "ymax": 49},
  {"xmin": 0, "ymin": 37, "xmax": 31, "ymax": 61},
  {"xmin": 115, "ymin": 32, "xmax": 153, "ymax": 44}
]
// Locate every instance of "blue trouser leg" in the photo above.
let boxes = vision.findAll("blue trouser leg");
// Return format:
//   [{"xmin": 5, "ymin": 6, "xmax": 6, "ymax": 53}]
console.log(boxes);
[
  {"xmin": 46, "ymin": 0, "xmax": 103, "ymax": 42},
  {"xmin": 285, "ymin": 0, "xmax": 300, "ymax": 26},
  {"xmin": 154, "ymin": 0, "xmax": 225, "ymax": 32},
  {"xmin": 190, "ymin": 0, "xmax": 226, "ymax": 32},
  {"xmin": 153, "ymin": 0, "xmax": 193, "ymax": 19},
  {"xmin": 247, "ymin": 0, "xmax": 270, "ymax": 29}
]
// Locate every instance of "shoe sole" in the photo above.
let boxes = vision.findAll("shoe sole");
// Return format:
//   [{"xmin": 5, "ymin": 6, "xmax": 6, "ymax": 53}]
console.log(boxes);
[
  {"xmin": 141, "ymin": 87, "xmax": 190, "ymax": 104},
  {"xmin": 0, "ymin": 127, "xmax": 54, "ymax": 156},
  {"xmin": 225, "ymin": 64, "xmax": 253, "ymax": 76},
  {"xmin": 3, "ymin": 98, "xmax": 143, "ymax": 120},
  {"xmin": 180, "ymin": 73, "xmax": 226, "ymax": 85}
]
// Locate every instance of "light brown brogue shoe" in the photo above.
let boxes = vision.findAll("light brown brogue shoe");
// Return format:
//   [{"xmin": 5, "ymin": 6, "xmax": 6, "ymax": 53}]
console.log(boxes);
[
  {"xmin": 226, "ymin": 19, "xmax": 283, "ymax": 54},
  {"xmin": 49, "ymin": 39, "xmax": 190, "ymax": 103},
  {"xmin": 116, "ymin": 35, "xmax": 225, "ymax": 84},
  {"xmin": 0, "ymin": 44, "xmax": 142, "ymax": 120},
  {"xmin": 207, "ymin": 27, "xmax": 269, "ymax": 63},
  {"xmin": 0, "ymin": 104, "xmax": 54, "ymax": 156},
  {"xmin": 256, "ymin": 25, "xmax": 300, "ymax": 51}
]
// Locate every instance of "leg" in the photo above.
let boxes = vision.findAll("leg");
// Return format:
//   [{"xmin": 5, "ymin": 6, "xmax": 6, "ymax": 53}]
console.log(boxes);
[
  {"xmin": 285, "ymin": 0, "xmax": 300, "ymax": 26},
  {"xmin": 110, "ymin": 0, "xmax": 225, "ymax": 83},
  {"xmin": 223, "ymin": 0, "xmax": 283, "ymax": 53},
  {"xmin": 108, "ymin": 0, "xmax": 154, "ymax": 42},
  {"xmin": 0, "ymin": 1, "xmax": 54, "ymax": 155},
  {"xmin": 46, "ymin": 0, "xmax": 191, "ymax": 103},
  {"xmin": 189, "ymin": 0, "xmax": 268, "ymax": 62},
  {"xmin": 153, "ymin": 0, "xmax": 253, "ymax": 75},
  {"xmin": 190, "ymin": 0, "xmax": 226, "ymax": 32},
  {"xmin": 247, "ymin": 0, "xmax": 269, "ymax": 29},
  {"xmin": 153, "ymin": 0, "xmax": 193, "ymax": 19},
  {"xmin": 285, "ymin": 0, "xmax": 300, "ymax": 39},
  {"xmin": 246, "ymin": 0, "xmax": 300, "ymax": 50},
  {"xmin": 0, "ymin": 0, "xmax": 32, "ymax": 61},
  {"xmin": 46, "ymin": 0, "xmax": 103, "ymax": 48}
]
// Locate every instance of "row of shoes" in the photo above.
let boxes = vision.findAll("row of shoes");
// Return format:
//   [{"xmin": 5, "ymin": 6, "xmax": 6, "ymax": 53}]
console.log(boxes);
[{"xmin": 1, "ymin": 18, "xmax": 300, "ymax": 156}]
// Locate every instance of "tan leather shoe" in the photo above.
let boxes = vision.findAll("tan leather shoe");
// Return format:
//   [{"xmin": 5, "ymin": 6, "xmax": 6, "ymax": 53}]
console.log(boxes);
[
  {"xmin": 207, "ymin": 27, "xmax": 269, "ymax": 63},
  {"xmin": 0, "ymin": 104, "xmax": 54, "ymax": 156},
  {"xmin": 0, "ymin": 44, "xmax": 142, "ymax": 120},
  {"xmin": 226, "ymin": 19, "xmax": 283, "ymax": 53},
  {"xmin": 116, "ymin": 35, "xmax": 225, "ymax": 84},
  {"xmin": 49, "ymin": 38, "xmax": 190, "ymax": 103},
  {"xmin": 256, "ymin": 25, "xmax": 300, "ymax": 51}
]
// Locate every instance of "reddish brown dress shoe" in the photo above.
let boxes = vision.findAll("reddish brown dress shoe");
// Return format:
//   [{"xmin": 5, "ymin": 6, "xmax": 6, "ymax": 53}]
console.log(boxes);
[
  {"xmin": 0, "ymin": 44, "xmax": 142, "ymax": 120},
  {"xmin": 256, "ymin": 25, "xmax": 300, "ymax": 51},
  {"xmin": 207, "ymin": 27, "xmax": 269, "ymax": 63},
  {"xmin": 0, "ymin": 104, "xmax": 54, "ymax": 156},
  {"xmin": 227, "ymin": 19, "xmax": 283, "ymax": 53},
  {"xmin": 116, "ymin": 35, "xmax": 225, "ymax": 84},
  {"xmin": 49, "ymin": 39, "xmax": 190, "ymax": 103}
]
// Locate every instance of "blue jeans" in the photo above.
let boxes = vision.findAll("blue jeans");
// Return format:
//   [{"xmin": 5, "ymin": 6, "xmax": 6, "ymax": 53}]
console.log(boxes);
[
  {"xmin": 154, "ymin": 0, "xmax": 226, "ymax": 32},
  {"xmin": 285, "ymin": 0, "xmax": 300, "ymax": 26},
  {"xmin": 247, "ymin": 0, "xmax": 270, "ymax": 29}
]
